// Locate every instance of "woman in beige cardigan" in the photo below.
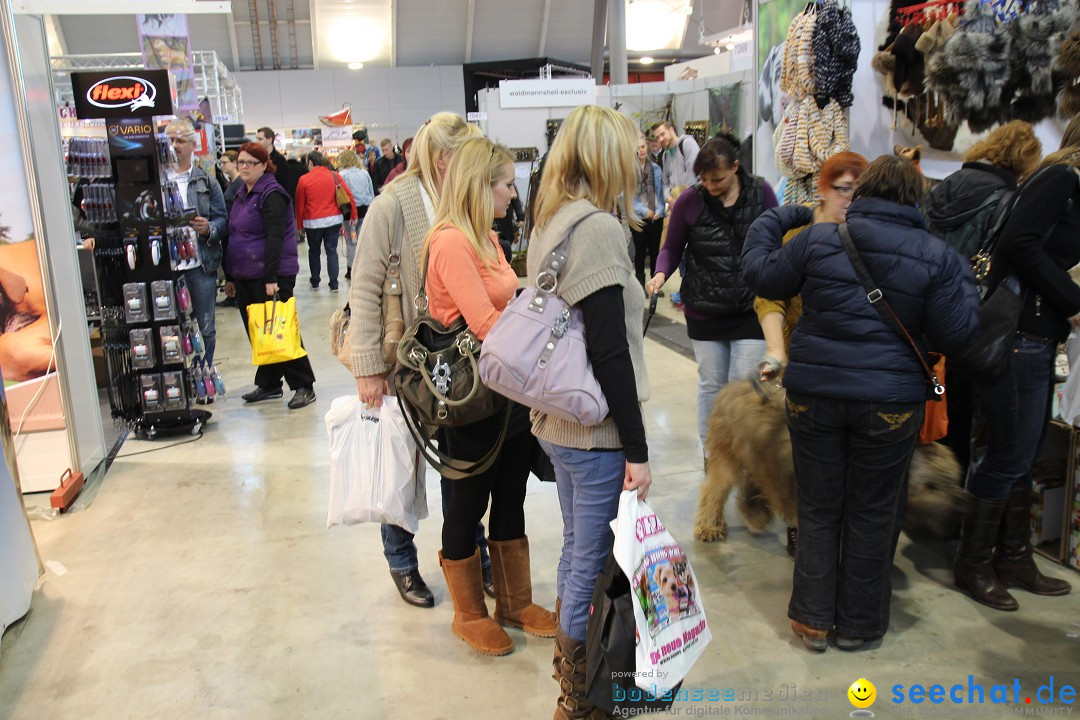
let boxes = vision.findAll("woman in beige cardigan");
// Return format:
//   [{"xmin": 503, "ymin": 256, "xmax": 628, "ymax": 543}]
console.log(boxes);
[{"xmin": 348, "ymin": 112, "xmax": 484, "ymax": 609}]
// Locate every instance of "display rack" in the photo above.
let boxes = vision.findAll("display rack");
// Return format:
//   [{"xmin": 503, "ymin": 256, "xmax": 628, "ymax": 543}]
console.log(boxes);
[{"xmin": 70, "ymin": 69, "xmax": 217, "ymax": 439}]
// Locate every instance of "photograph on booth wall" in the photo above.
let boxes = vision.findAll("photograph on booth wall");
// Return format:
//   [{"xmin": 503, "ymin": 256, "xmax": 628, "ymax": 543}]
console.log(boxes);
[{"xmin": 0, "ymin": 40, "xmax": 53, "ymax": 385}]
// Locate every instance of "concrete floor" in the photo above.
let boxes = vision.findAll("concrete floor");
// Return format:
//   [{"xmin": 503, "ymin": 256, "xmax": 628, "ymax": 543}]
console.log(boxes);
[{"xmin": 2, "ymin": 260, "xmax": 1078, "ymax": 720}]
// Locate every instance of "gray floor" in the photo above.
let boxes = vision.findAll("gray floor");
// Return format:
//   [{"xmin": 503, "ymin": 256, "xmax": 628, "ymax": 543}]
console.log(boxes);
[{"xmin": 2, "ymin": 259, "xmax": 1078, "ymax": 720}]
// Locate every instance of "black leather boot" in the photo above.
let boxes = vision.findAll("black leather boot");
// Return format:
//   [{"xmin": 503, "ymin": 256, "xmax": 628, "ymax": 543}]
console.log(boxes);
[
  {"xmin": 994, "ymin": 485, "xmax": 1072, "ymax": 596},
  {"xmin": 954, "ymin": 497, "xmax": 1018, "ymax": 611}
]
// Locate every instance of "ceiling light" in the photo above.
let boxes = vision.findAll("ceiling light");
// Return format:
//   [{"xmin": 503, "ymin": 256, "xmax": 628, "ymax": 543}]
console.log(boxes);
[
  {"xmin": 640, "ymin": 56, "xmax": 654, "ymax": 65},
  {"xmin": 348, "ymin": 62, "xmax": 364, "ymax": 70},
  {"xmin": 714, "ymin": 46, "xmax": 721, "ymax": 55},
  {"xmin": 626, "ymin": 0, "xmax": 693, "ymax": 51},
  {"xmin": 725, "ymin": 42, "xmax": 735, "ymax": 50}
]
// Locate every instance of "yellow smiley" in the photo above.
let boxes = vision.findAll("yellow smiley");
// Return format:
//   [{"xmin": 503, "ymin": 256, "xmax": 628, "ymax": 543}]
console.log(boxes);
[{"xmin": 848, "ymin": 678, "xmax": 876, "ymax": 709}]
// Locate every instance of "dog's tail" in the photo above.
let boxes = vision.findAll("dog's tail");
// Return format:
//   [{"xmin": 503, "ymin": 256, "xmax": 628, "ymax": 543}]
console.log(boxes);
[{"xmin": 737, "ymin": 483, "xmax": 774, "ymax": 533}]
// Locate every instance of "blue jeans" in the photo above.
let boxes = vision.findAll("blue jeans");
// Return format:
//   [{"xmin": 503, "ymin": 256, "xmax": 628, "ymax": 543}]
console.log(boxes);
[
  {"xmin": 691, "ymin": 338, "xmax": 766, "ymax": 448},
  {"xmin": 183, "ymin": 268, "xmax": 218, "ymax": 366},
  {"xmin": 306, "ymin": 224, "xmax": 341, "ymax": 290},
  {"xmin": 969, "ymin": 333, "xmax": 1056, "ymax": 502},
  {"xmin": 344, "ymin": 218, "xmax": 360, "ymax": 270},
  {"xmin": 785, "ymin": 392, "xmax": 922, "ymax": 639},
  {"xmin": 539, "ymin": 439, "xmax": 624, "ymax": 642}
]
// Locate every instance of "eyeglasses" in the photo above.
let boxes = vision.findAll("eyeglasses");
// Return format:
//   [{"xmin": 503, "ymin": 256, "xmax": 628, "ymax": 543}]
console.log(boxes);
[
  {"xmin": 169, "ymin": 135, "xmax": 194, "ymax": 145},
  {"xmin": 236, "ymin": 159, "xmax": 263, "ymax": 168},
  {"xmin": 831, "ymin": 185, "xmax": 855, "ymax": 198}
]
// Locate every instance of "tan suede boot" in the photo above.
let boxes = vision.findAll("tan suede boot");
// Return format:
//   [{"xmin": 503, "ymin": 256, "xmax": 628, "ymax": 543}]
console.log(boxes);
[
  {"xmin": 552, "ymin": 627, "xmax": 610, "ymax": 719},
  {"xmin": 488, "ymin": 536, "xmax": 557, "ymax": 638},
  {"xmin": 439, "ymin": 549, "xmax": 514, "ymax": 656}
]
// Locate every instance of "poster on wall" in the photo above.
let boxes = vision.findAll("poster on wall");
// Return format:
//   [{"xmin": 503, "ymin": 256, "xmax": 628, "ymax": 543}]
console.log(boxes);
[
  {"xmin": 0, "ymin": 34, "xmax": 55, "ymax": 386},
  {"xmin": 755, "ymin": 0, "xmax": 806, "ymax": 189},
  {"xmin": 137, "ymin": 13, "xmax": 197, "ymax": 114},
  {"xmin": 709, "ymin": 83, "xmax": 743, "ymax": 137}
]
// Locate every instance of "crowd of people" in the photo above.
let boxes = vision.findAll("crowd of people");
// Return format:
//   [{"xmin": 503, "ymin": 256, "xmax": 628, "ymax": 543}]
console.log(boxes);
[{"xmin": 181, "ymin": 106, "xmax": 1077, "ymax": 718}]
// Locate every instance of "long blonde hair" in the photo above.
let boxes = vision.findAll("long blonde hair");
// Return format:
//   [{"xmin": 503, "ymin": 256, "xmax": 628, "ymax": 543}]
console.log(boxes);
[
  {"xmin": 533, "ymin": 105, "xmax": 640, "ymax": 231},
  {"xmin": 423, "ymin": 138, "xmax": 514, "ymax": 272},
  {"xmin": 336, "ymin": 148, "xmax": 363, "ymax": 170},
  {"xmin": 398, "ymin": 112, "xmax": 484, "ymax": 201}
]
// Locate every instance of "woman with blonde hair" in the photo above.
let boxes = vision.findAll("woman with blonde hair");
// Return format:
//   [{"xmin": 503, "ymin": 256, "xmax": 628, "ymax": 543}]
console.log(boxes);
[
  {"xmin": 530, "ymin": 105, "xmax": 652, "ymax": 718},
  {"xmin": 954, "ymin": 117, "xmax": 1078, "ymax": 612},
  {"xmin": 334, "ymin": 148, "xmax": 374, "ymax": 279},
  {"xmin": 422, "ymin": 137, "xmax": 556, "ymax": 656},
  {"xmin": 349, "ymin": 112, "xmax": 485, "ymax": 609}
]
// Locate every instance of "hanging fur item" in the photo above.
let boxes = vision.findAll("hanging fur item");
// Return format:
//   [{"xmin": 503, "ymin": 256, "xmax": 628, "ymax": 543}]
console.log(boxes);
[
  {"xmin": 1010, "ymin": 0, "xmax": 1076, "ymax": 123},
  {"xmin": 1057, "ymin": 15, "xmax": 1080, "ymax": 117},
  {"xmin": 926, "ymin": 0, "xmax": 1012, "ymax": 133}
]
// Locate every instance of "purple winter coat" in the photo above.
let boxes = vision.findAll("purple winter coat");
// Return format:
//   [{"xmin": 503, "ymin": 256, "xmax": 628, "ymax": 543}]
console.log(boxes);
[{"xmin": 226, "ymin": 172, "xmax": 299, "ymax": 280}]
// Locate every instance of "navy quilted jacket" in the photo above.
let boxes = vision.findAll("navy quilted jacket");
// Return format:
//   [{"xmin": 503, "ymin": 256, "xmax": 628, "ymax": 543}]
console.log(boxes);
[{"xmin": 742, "ymin": 199, "xmax": 981, "ymax": 404}]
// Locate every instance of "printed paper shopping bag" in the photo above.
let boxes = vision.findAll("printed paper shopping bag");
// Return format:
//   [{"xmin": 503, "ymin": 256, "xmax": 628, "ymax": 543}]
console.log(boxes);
[
  {"xmin": 247, "ymin": 296, "xmax": 307, "ymax": 365},
  {"xmin": 610, "ymin": 490, "xmax": 711, "ymax": 690},
  {"xmin": 585, "ymin": 546, "xmax": 681, "ymax": 715},
  {"xmin": 325, "ymin": 395, "xmax": 426, "ymax": 532}
]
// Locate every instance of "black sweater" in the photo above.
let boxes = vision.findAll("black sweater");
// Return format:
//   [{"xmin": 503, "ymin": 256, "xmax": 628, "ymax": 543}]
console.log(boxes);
[{"xmin": 994, "ymin": 163, "xmax": 1080, "ymax": 341}]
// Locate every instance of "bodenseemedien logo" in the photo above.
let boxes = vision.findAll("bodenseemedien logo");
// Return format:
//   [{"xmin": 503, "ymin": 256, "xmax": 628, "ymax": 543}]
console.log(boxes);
[{"xmin": 848, "ymin": 678, "xmax": 877, "ymax": 717}]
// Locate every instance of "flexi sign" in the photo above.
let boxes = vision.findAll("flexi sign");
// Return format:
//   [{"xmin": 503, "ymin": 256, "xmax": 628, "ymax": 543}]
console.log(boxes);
[
  {"xmin": 71, "ymin": 70, "xmax": 172, "ymax": 119},
  {"xmin": 86, "ymin": 76, "xmax": 157, "ymax": 112}
]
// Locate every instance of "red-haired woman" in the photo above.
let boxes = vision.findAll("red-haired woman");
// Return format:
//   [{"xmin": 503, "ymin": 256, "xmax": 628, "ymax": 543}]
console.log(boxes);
[{"xmin": 226, "ymin": 142, "xmax": 317, "ymax": 409}]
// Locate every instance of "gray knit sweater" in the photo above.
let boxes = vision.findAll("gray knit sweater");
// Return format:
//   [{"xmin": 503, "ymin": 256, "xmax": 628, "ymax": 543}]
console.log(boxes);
[
  {"xmin": 526, "ymin": 200, "xmax": 650, "ymax": 451},
  {"xmin": 349, "ymin": 174, "xmax": 431, "ymax": 377}
]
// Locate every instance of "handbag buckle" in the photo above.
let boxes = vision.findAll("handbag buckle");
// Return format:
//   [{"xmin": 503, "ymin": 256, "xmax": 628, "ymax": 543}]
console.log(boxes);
[
  {"xmin": 455, "ymin": 332, "xmax": 477, "ymax": 355},
  {"xmin": 552, "ymin": 308, "xmax": 570, "ymax": 338},
  {"xmin": 408, "ymin": 346, "xmax": 428, "ymax": 365},
  {"xmin": 432, "ymin": 357, "xmax": 452, "ymax": 395},
  {"xmin": 535, "ymin": 271, "xmax": 557, "ymax": 293},
  {"xmin": 867, "ymin": 288, "xmax": 883, "ymax": 304}
]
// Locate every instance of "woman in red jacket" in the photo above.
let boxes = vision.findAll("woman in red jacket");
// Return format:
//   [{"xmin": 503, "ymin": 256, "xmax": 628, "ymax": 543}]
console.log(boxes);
[{"xmin": 295, "ymin": 151, "xmax": 356, "ymax": 293}]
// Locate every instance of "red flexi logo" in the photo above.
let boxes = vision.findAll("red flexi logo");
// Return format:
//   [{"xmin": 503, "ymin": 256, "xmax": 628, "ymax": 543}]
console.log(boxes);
[{"xmin": 86, "ymin": 76, "xmax": 157, "ymax": 112}]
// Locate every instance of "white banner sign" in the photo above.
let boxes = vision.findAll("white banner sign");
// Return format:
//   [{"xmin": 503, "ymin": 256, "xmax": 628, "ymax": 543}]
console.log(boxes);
[{"xmin": 499, "ymin": 79, "xmax": 596, "ymax": 109}]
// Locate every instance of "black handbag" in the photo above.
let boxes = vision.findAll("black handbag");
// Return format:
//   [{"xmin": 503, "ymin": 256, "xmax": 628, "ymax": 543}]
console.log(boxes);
[
  {"xmin": 585, "ymin": 548, "xmax": 681, "ymax": 715},
  {"xmin": 393, "ymin": 250, "xmax": 509, "ymax": 480}
]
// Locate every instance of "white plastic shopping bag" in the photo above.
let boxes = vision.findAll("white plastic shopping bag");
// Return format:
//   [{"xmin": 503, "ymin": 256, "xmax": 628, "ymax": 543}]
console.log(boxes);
[
  {"xmin": 325, "ymin": 395, "xmax": 427, "ymax": 532},
  {"xmin": 610, "ymin": 490, "xmax": 711, "ymax": 690},
  {"xmin": 1059, "ymin": 331, "xmax": 1080, "ymax": 425}
]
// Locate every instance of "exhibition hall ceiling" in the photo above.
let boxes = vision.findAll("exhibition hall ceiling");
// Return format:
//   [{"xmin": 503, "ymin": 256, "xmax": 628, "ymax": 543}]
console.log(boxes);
[{"xmin": 49, "ymin": 0, "xmax": 738, "ymax": 71}]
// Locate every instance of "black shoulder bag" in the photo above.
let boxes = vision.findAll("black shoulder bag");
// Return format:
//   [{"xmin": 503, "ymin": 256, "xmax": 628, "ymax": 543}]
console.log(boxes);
[{"xmin": 838, "ymin": 223, "xmax": 945, "ymax": 399}]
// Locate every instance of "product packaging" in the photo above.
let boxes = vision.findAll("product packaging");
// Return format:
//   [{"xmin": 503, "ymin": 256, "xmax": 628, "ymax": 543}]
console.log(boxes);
[
  {"xmin": 129, "ymin": 328, "xmax": 155, "ymax": 369},
  {"xmin": 140, "ymin": 373, "xmax": 164, "ymax": 413},
  {"xmin": 161, "ymin": 371, "xmax": 187, "ymax": 410},
  {"xmin": 122, "ymin": 282, "xmax": 149, "ymax": 324},
  {"xmin": 159, "ymin": 325, "xmax": 182, "ymax": 365},
  {"xmin": 150, "ymin": 280, "xmax": 177, "ymax": 321}
]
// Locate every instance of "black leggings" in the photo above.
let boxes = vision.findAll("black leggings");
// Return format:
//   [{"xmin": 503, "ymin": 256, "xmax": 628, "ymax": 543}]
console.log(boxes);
[
  {"xmin": 441, "ymin": 410, "xmax": 534, "ymax": 560},
  {"xmin": 631, "ymin": 218, "xmax": 663, "ymax": 286}
]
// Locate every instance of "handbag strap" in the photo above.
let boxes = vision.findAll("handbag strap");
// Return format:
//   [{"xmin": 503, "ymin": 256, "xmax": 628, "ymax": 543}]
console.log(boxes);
[
  {"xmin": 396, "ymin": 390, "xmax": 512, "ymax": 480},
  {"xmin": 838, "ymin": 223, "xmax": 944, "ymax": 398}
]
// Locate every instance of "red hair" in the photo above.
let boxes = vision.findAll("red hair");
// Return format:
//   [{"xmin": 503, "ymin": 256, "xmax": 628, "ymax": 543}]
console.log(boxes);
[
  {"xmin": 239, "ymin": 141, "xmax": 276, "ymax": 174},
  {"xmin": 818, "ymin": 152, "xmax": 868, "ymax": 196}
]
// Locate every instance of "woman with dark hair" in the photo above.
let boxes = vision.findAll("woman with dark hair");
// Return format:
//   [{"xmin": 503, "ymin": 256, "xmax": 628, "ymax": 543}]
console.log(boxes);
[
  {"xmin": 742, "ymin": 155, "xmax": 981, "ymax": 651},
  {"xmin": 295, "ymin": 150, "xmax": 356, "ymax": 292},
  {"xmin": 954, "ymin": 117, "xmax": 1080, "ymax": 612},
  {"xmin": 645, "ymin": 132, "xmax": 778, "ymax": 451},
  {"xmin": 227, "ymin": 142, "xmax": 317, "ymax": 409}
]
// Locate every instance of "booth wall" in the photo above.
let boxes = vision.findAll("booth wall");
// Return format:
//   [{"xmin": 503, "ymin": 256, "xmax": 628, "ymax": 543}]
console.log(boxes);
[{"xmin": 236, "ymin": 66, "xmax": 466, "ymax": 141}]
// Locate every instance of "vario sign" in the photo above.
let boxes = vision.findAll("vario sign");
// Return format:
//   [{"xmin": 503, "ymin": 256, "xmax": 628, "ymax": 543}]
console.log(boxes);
[{"xmin": 71, "ymin": 70, "xmax": 173, "ymax": 120}]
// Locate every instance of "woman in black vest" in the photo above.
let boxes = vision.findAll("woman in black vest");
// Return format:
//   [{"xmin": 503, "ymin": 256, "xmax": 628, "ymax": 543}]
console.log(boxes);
[{"xmin": 646, "ymin": 133, "xmax": 778, "ymax": 449}]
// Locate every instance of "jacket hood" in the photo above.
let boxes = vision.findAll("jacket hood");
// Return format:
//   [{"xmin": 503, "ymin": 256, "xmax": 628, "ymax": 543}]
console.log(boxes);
[{"xmin": 922, "ymin": 163, "xmax": 1014, "ymax": 228}]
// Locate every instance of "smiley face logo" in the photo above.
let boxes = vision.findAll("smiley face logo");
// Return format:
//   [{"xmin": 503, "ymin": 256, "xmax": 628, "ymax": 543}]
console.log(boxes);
[{"xmin": 848, "ymin": 678, "xmax": 877, "ymax": 709}]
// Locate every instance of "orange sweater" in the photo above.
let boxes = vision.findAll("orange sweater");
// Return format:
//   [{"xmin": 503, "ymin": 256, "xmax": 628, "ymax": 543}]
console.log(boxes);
[{"xmin": 425, "ymin": 225, "xmax": 518, "ymax": 341}]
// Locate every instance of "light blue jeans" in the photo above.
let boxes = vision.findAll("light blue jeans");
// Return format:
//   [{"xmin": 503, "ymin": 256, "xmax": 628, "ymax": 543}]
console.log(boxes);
[
  {"xmin": 183, "ymin": 268, "xmax": 218, "ymax": 367},
  {"xmin": 691, "ymin": 338, "xmax": 766, "ymax": 449},
  {"xmin": 539, "ymin": 438, "xmax": 625, "ymax": 642}
]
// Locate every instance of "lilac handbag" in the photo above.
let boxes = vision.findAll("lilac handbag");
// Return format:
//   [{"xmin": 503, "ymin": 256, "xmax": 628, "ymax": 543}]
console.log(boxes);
[{"xmin": 479, "ymin": 212, "xmax": 610, "ymax": 426}]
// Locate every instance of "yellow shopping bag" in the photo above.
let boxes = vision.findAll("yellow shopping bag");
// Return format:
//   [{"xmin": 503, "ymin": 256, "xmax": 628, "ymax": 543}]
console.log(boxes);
[{"xmin": 247, "ymin": 296, "xmax": 308, "ymax": 365}]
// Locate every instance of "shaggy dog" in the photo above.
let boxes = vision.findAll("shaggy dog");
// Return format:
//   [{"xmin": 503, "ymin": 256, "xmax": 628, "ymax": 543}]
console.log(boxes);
[{"xmin": 693, "ymin": 377, "xmax": 968, "ymax": 545}]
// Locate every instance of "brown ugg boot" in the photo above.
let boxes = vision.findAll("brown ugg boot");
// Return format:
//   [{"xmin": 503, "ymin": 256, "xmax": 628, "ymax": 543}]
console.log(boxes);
[
  {"xmin": 488, "ymin": 536, "xmax": 557, "ymax": 638},
  {"xmin": 439, "ymin": 549, "xmax": 514, "ymax": 656},
  {"xmin": 553, "ymin": 627, "xmax": 609, "ymax": 720}
]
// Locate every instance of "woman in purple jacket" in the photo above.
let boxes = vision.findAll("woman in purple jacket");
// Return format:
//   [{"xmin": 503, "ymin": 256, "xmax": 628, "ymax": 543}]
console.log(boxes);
[{"xmin": 226, "ymin": 142, "xmax": 317, "ymax": 410}]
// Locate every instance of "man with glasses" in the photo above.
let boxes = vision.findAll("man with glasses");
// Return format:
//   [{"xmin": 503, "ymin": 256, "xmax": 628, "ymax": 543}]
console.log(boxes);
[{"xmin": 165, "ymin": 118, "xmax": 228, "ymax": 379}]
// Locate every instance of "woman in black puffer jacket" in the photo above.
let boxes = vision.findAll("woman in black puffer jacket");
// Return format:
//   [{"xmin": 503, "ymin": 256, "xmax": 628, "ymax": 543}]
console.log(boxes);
[
  {"xmin": 742, "ymin": 155, "xmax": 981, "ymax": 652},
  {"xmin": 954, "ymin": 120, "xmax": 1080, "ymax": 614}
]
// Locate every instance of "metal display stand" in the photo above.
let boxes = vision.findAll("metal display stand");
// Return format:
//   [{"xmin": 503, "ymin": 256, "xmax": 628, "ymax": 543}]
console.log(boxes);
[{"xmin": 70, "ymin": 69, "xmax": 210, "ymax": 440}]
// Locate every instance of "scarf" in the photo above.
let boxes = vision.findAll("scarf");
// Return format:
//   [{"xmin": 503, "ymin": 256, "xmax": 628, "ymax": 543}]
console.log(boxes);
[{"xmin": 639, "ymin": 160, "xmax": 656, "ymax": 213}]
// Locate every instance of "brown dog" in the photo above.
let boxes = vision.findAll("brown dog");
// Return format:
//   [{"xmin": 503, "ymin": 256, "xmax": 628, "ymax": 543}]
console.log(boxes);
[{"xmin": 694, "ymin": 377, "xmax": 967, "ymax": 544}]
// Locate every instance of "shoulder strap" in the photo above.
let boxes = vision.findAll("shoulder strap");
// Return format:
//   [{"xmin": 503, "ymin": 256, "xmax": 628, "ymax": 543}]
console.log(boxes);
[{"xmin": 838, "ymin": 223, "xmax": 944, "ymax": 398}]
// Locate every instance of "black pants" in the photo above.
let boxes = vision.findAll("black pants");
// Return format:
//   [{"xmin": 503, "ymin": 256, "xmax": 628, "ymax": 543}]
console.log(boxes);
[
  {"xmin": 441, "ymin": 408, "xmax": 534, "ymax": 560},
  {"xmin": 631, "ymin": 218, "xmax": 663, "ymax": 286},
  {"xmin": 235, "ymin": 275, "xmax": 317, "ymax": 392},
  {"xmin": 785, "ymin": 392, "xmax": 922, "ymax": 639}
]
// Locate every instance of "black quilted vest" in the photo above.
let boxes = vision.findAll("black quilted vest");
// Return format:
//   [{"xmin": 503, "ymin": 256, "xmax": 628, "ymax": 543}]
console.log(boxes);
[{"xmin": 681, "ymin": 171, "xmax": 766, "ymax": 316}]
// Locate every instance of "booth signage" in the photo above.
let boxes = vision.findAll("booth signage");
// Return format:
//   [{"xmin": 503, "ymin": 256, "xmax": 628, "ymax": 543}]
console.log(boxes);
[
  {"xmin": 71, "ymin": 70, "xmax": 173, "ymax": 119},
  {"xmin": 499, "ymin": 79, "xmax": 596, "ymax": 109}
]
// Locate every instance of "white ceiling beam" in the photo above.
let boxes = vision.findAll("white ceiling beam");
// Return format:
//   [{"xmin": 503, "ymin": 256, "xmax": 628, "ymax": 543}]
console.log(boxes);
[
  {"xmin": 308, "ymin": 0, "xmax": 320, "ymax": 69},
  {"xmin": 464, "ymin": 0, "xmax": 475, "ymax": 64},
  {"xmin": 13, "ymin": 1, "xmax": 231, "ymax": 13},
  {"xmin": 234, "ymin": 19, "xmax": 312, "ymax": 26},
  {"xmin": 391, "ymin": 0, "xmax": 398, "ymax": 67},
  {"xmin": 538, "ymin": 0, "xmax": 552, "ymax": 56},
  {"xmin": 44, "ymin": 14, "xmax": 67, "ymax": 55},
  {"xmin": 226, "ymin": 12, "xmax": 241, "ymax": 71}
]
